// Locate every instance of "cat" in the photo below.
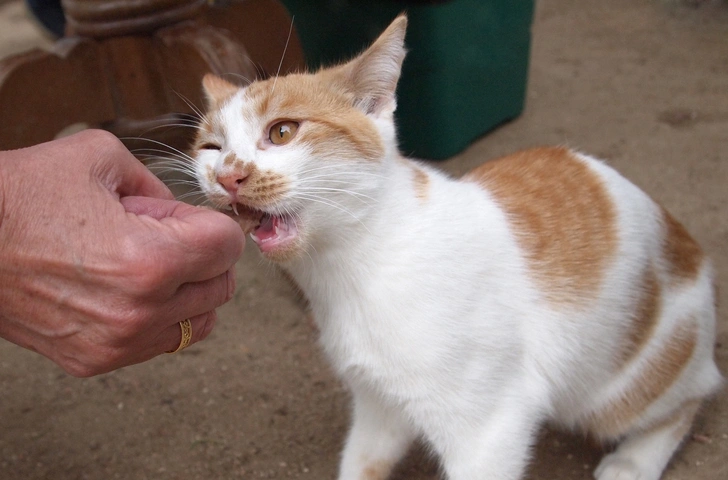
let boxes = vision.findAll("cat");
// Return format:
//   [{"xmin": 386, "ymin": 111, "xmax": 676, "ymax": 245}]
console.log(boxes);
[{"xmin": 191, "ymin": 15, "xmax": 722, "ymax": 480}]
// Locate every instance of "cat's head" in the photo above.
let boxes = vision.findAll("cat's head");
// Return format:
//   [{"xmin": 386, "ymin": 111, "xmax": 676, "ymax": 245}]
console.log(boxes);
[{"xmin": 193, "ymin": 15, "xmax": 407, "ymax": 262}]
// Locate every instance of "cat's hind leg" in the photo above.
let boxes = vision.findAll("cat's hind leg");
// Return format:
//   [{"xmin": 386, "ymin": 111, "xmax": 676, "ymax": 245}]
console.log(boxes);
[
  {"xmin": 337, "ymin": 388, "xmax": 415, "ymax": 480},
  {"xmin": 594, "ymin": 402, "xmax": 700, "ymax": 480}
]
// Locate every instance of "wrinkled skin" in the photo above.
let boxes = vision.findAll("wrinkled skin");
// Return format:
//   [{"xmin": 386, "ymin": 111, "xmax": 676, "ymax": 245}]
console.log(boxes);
[{"xmin": 0, "ymin": 130, "xmax": 245, "ymax": 377}]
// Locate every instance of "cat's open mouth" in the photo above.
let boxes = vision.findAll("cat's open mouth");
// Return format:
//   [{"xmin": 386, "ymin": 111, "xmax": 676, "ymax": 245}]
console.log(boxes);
[{"xmin": 231, "ymin": 203, "xmax": 298, "ymax": 254}]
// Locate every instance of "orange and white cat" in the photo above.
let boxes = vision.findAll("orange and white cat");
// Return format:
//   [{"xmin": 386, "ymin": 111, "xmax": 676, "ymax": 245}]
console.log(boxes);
[{"xmin": 191, "ymin": 15, "xmax": 722, "ymax": 480}]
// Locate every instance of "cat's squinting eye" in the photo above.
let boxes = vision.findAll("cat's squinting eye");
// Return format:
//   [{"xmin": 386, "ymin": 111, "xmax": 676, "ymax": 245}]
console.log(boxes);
[
  {"xmin": 269, "ymin": 121, "xmax": 299, "ymax": 145},
  {"xmin": 199, "ymin": 142, "xmax": 221, "ymax": 151}
]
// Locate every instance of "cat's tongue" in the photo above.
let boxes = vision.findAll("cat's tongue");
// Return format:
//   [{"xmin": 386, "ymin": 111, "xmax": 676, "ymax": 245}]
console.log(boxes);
[{"xmin": 250, "ymin": 214, "xmax": 297, "ymax": 253}]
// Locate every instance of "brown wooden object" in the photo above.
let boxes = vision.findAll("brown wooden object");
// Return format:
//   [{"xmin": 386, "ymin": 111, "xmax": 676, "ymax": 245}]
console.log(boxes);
[{"xmin": 0, "ymin": 0, "xmax": 305, "ymax": 152}]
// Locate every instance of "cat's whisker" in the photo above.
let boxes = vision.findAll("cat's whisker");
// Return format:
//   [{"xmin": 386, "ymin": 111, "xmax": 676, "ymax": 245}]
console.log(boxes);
[
  {"xmin": 295, "ymin": 166, "xmax": 388, "ymax": 181},
  {"xmin": 143, "ymin": 158, "xmax": 197, "ymax": 172},
  {"xmin": 173, "ymin": 91, "xmax": 207, "ymax": 120},
  {"xmin": 177, "ymin": 112, "xmax": 201, "ymax": 121},
  {"xmin": 144, "ymin": 159, "xmax": 196, "ymax": 171},
  {"xmin": 141, "ymin": 123, "xmax": 205, "ymax": 133},
  {"xmin": 222, "ymin": 71, "xmax": 255, "ymax": 86},
  {"xmin": 124, "ymin": 138, "xmax": 197, "ymax": 163},
  {"xmin": 297, "ymin": 173, "xmax": 387, "ymax": 184},
  {"xmin": 278, "ymin": 203, "xmax": 317, "ymax": 267},
  {"xmin": 270, "ymin": 16, "xmax": 294, "ymax": 96},
  {"xmin": 137, "ymin": 157, "xmax": 199, "ymax": 179},
  {"xmin": 164, "ymin": 179, "xmax": 201, "ymax": 188},
  {"xmin": 133, "ymin": 147, "xmax": 195, "ymax": 162},
  {"xmin": 298, "ymin": 186, "xmax": 376, "ymax": 204},
  {"xmin": 294, "ymin": 193, "xmax": 371, "ymax": 234},
  {"xmin": 176, "ymin": 191, "xmax": 207, "ymax": 203},
  {"xmin": 150, "ymin": 170, "xmax": 198, "ymax": 183}
]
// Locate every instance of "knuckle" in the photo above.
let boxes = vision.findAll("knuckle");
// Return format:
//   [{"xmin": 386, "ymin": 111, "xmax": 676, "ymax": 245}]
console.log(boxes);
[
  {"xmin": 82, "ymin": 129, "xmax": 123, "ymax": 150},
  {"xmin": 197, "ymin": 312, "xmax": 217, "ymax": 342},
  {"xmin": 118, "ymin": 248, "xmax": 173, "ymax": 297},
  {"xmin": 63, "ymin": 362, "xmax": 96, "ymax": 378},
  {"xmin": 134, "ymin": 266, "xmax": 169, "ymax": 295},
  {"xmin": 114, "ymin": 305, "xmax": 155, "ymax": 339},
  {"xmin": 62, "ymin": 356, "xmax": 110, "ymax": 378}
]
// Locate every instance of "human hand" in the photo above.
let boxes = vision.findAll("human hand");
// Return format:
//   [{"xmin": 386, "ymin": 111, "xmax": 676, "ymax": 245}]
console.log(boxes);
[{"xmin": 0, "ymin": 130, "xmax": 245, "ymax": 376}]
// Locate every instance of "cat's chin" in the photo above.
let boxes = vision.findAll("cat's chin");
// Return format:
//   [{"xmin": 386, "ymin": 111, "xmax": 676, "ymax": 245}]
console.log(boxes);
[
  {"xmin": 250, "ymin": 213, "xmax": 300, "ymax": 257},
  {"xmin": 225, "ymin": 202, "xmax": 301, "ymax": 260}
]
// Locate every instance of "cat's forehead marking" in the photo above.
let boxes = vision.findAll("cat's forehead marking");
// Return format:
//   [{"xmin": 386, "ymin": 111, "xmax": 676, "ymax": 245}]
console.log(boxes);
[
  {"xmin": 241, "ymin": 80, "xmax": 272, "ymax": 117},
  {"xmin": 661, "ymin": 208, "xmax": 703, "ymax": 283},
  {"xmin": 239, "ymin": 74, "xmax": 385, "ymax": 162},
  {"xmin": 586, "ymin": 317, "xmax": 698, "ymax": 438},
  {"xmin": 464, "ymin": 147, "xmax": 617, "ymax": 305}
]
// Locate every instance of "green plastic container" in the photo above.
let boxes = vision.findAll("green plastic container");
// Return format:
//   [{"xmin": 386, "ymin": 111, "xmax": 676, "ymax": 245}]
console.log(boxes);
[{"xmin": 280, "ymin": 0, "xmax": 534, "ymax": 160}]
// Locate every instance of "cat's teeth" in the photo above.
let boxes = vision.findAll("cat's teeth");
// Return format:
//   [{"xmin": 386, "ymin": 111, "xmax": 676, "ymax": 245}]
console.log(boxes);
[
  {"xmin": 224, "ymin": 204, "xmax": 233, "ymax": 211},
  {"xmin": 231, "ymin": 203, "xmax": 239, "ymax": 216}
]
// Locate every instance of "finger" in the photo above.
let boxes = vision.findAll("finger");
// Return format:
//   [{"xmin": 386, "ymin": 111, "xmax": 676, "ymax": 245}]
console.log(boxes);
[
  {"xmin": 163, "ymin": 311, "xmax": 218, "ymax": 354},
  {"xmin": 116, "ymin": 156, "xmax": 174, "ymax": 200},
  {"xmin": 121, "ymin": 196, "xmax": 245, "ymax": 283},
  {"xmin": 70, "ymin": 129, "xmax": 174, "ymax": 201},
  {"xmin": 163, "ymin": 268, "xmax": 236, "ymax": 323},
  {"xmin": 121, "ymin": 195, "xmax": 198, "ymax": 219}
]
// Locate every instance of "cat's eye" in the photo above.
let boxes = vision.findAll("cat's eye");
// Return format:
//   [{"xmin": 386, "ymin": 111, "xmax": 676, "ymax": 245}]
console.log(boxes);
[
  {"xmin": 199, "ymin": 142, "xmax": 221, "ymax": 151},
  {"xmin": 269, "ymin": 121, "xmax": 299, "ymax": 145}
]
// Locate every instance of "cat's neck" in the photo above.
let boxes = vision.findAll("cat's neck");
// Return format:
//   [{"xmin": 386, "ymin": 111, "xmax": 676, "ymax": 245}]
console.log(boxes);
[{"xmin": 284, "ymin": 153, "xmax": 437, "ymax": 293}]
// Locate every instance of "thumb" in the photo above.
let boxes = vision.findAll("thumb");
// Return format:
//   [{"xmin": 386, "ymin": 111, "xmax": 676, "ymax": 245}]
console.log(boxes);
[
  {"xmin": 114, "ymin": 152, "xmax": 174, "ymax": 201},
  {"xmin": 120, "ymin": 195, "xmax": 193, "ymax": 219},
  {"xmin": 120, "ymin": 196, "xmax": 245, "ymax": 282},
  {"xmin": 76, "ymin": 129, "xmax": 174, "ymax": 201}
]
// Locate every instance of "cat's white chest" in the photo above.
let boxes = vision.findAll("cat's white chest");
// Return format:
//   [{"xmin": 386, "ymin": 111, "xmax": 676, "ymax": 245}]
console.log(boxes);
[{"xmin": 315, "ymin": 297, "xmax": 423, "ymax": 394}]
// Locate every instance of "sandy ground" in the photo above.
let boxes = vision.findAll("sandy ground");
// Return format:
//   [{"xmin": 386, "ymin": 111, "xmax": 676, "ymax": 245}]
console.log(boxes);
[{"xmin": 1, "ymin": 0, "xmax": 726, "ymax": 479}]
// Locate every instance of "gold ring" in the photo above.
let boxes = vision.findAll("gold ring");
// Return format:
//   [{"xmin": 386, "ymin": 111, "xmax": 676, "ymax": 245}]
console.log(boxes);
[{"xmin": 167, "ymin": 319, "xmax": 192, "ymax": 353}]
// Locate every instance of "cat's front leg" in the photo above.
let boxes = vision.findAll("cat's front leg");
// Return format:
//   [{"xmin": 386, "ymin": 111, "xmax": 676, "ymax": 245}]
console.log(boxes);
[
  {"xmin": 434, "ymin": 401, "xmax": 541, "ymax": 480},
  {"xmin": 338, "ymin": 387, "xmax": 415, "ymax": 480}
]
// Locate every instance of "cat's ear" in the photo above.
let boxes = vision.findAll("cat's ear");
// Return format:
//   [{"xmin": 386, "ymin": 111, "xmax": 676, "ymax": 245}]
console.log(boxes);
[
  {"xmin": 337, "ymin": 15, "xmax": 408, "ymax": 117},
  {"xmin": 202, "ymin": 74, "xmax": 239, "ymax": 108}
]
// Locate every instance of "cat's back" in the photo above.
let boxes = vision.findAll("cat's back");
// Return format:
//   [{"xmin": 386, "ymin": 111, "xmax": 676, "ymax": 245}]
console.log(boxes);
[{"xmin": 462, "ymin": 146, "xmax": 708, "ymax": 303}]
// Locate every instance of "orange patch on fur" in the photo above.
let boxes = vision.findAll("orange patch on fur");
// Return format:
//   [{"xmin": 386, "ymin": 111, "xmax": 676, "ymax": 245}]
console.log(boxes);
[
  {"xmin": 223, "ymin": 152, "xmax": 237, "ymax": 167},
  {"xmin": 412, "ymin": 166, "xmax": 430, "ymax": 202},
  {"xmin": 586, "ymin": 316, "xmax": 698, "ymax": 438},
  {"xmin": 234, "ymin": 163, "xmax": 288, "ymax": 210},
  {"xmin": 619, "ymin": 267, "xmax": 662, "ymax": 366},
  {"xmin": 246, "ymin": 73, "xmax": 385, "ymax": 161},
  {"xmin": 661, "ymin": 208, "xmax": 704, "ymax": 282},
  {"xmin": 464, "ymin": 147, "xmax": 617, "ymax": 305},
  {"xmin": 204, "ymin": 164, "xmax": 216, "ymax": 186},
  {"xmin": 362, "ymin": 460, "xmax": 394, "ymax": 480},
  {"xmin": 397, "ymin": 157, "xmax": 429, "ymax": 202},
  {"xmin": 245, "ymin": 81, "xmax": 271, "ymax": 117},
  {"xmin": 202, "ymin": 74, "xmax": 240, "ymax": 108}
]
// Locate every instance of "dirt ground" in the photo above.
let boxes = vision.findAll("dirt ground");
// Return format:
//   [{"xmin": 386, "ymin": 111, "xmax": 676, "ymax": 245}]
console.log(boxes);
[{"xmin": 1, "ymin": 0, "xmax": 727, "ymax": 479}]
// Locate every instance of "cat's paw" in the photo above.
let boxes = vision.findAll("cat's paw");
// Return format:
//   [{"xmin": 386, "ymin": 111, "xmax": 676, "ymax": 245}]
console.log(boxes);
[{"xmin": 594, "ymin": 454, "xmax": 655, "ymax": 480}]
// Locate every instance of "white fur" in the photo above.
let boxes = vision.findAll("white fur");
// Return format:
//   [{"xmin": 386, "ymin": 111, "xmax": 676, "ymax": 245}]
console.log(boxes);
[{"xmin": 194, "ymin": 18, "xmax": 722, "ymax": 480}]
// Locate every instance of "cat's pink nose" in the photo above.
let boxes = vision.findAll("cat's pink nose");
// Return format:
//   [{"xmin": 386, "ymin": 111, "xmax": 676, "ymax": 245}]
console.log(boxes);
[{"xmin": 217, "ymin": 173, "xmax": 248, "ymax": 195}]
